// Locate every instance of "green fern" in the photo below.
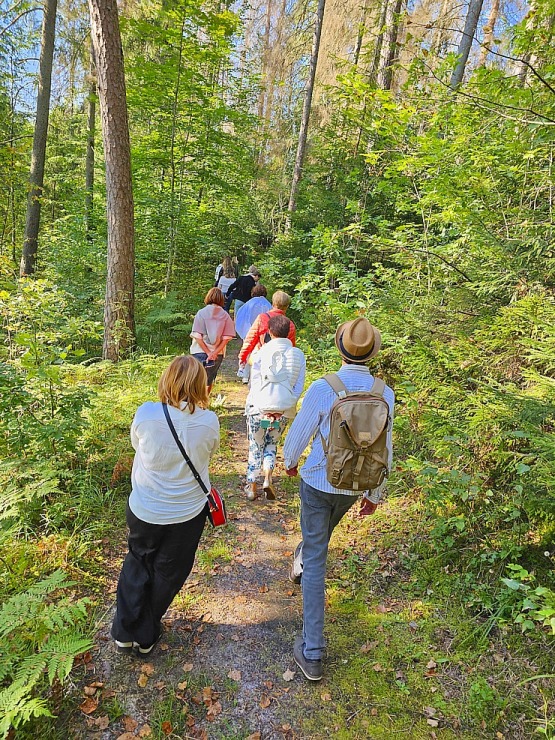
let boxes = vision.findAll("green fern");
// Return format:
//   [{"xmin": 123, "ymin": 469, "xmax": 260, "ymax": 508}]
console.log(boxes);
[{"xmin": 0, "ymin": 571, "xmax": 92, "ymax": 737}]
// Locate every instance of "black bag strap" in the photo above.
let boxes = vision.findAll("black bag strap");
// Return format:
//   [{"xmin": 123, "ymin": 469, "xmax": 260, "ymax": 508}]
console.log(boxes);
[{"xmin": 162, "ymin": 403, "xmax": 208, "ymax": 495}]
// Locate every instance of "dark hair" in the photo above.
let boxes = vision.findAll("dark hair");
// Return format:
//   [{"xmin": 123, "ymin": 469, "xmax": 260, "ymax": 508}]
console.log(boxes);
[
  {"xmin": 251, "ymin": 283, "xmax": 267, "ymax": 297},
  {"xmin": 268, "ymin": 314, "xmax": 291, "ymax": 339}
]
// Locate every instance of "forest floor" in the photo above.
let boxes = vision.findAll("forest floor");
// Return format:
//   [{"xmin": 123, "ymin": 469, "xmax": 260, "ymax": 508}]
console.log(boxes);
[{"xmin": 56, "ymin": 343, "xmax": 553, "ymax": 740}]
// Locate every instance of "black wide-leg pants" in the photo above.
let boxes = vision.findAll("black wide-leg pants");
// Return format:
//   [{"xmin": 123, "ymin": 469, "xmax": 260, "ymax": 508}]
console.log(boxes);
[{"xmin": 111, "ymin": 503, "xmax": 207, "ymax": 647}]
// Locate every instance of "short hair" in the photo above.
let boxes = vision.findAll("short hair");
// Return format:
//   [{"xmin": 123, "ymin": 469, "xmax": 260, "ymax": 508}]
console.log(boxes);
[
  {"xmin": 268, "ymin": 314, "xmax": 291, "ymax": 338},
  {"xmin": 158, "ymin": 355, "xmax": 209, "ymax": 412},
  {"xmin": 204, "ymin": 287, "xmax": 225, "ymax": 306},
  {"xmin": 272, "ymin": 290, "xmax": 291, "ymax": 310},
  {"xmin": 251, "ymin": 283, "xmax": 267, "ymax": 297},
  {"xmin": 249, "ymin": 265, "xmax": 261, "ymax": 277}
]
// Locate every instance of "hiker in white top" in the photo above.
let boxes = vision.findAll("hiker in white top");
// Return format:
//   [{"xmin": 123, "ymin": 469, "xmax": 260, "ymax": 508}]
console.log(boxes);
[
  {"xmin": 111, "ymin": 356, "xmax": 219, "ymax": 657},
  {"xmin": 244, "ymin": 314, "xmax": 305, "ymax": 502}
]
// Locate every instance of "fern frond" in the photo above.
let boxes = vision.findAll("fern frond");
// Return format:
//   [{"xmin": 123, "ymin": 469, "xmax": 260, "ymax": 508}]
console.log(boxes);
[
  {"xmin": 0, "ymin": 680, "xmax": 52, "ymax": 739},
  {"xmin": 40, "ymin": 633, "xmax": 93, "ymax": 684}
]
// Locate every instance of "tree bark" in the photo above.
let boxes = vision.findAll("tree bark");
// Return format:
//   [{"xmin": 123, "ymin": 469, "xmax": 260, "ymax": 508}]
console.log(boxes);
[
  {"xmin": 378, "ymin": 0, "xmax": 403, "ymax": 90},
  {"xmin": 85, "ymin": 43, "xmax": 96, "ymax": 241},
  {"xmin": 449, "ymin": 0, "xmax": 485, "ymax": 89},
  {"xmin": 285, "ymin": 0, "xmax": 326, "ymax": 228},
  {"xmin": 20, "ymin": 0, "xmax": 57, "ymax": 276},
  {"xmin": 369, "ymin": 0, "xmax": 389, "ymax": 83},
  {"xmin": 478, "ymin": 0, "xmax": 500, "ymax": 66},
  {"xmin": 88, "ymin": 0, "xmax": 135, "ymax": 360}
]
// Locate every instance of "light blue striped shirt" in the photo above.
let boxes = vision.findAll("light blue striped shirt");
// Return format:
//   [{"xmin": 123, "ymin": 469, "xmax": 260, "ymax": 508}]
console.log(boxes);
[{"xmin": 282, "ymin": 364, "xmax": 394, "ymax": 496}]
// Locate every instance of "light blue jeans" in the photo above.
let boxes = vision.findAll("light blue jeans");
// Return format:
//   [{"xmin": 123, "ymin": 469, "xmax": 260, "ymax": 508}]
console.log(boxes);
[{"xmin": 299, "ymin": 479, "xmax": 357, "ymax": 660}]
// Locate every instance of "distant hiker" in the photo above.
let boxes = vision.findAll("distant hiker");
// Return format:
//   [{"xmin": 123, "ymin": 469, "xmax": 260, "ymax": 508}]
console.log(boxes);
[
  {"xmin": 282, "ymin": 317, "xmax": 394, "ymax": 681},
  {"xmin": 238, "ymin": 291, "xmax": 296, "ymax": 375},
  {"xmin": 235, "ymin": 284, "xmax": 272, "ymax": 385},
  {"xmin": 244, "ymin": 314, "xmax": 305, "ymax": 502},
  {"xmin": 214, "ymin": 255, "xmax": 238, "ymax": 287},
  {"xmin": 111, "ymin": 356, "xmax": 219, "ymax": 657},
  {"xmin": 225, "ymin": 265, "xmax": 261, "ymax": 314},
  {"xmin": 190, "ymin": 288, "xmax": 235, "ymax": 394},
  {"xmin": 217, "ymin": 259, "xmax": 237, "ymax": 311}
]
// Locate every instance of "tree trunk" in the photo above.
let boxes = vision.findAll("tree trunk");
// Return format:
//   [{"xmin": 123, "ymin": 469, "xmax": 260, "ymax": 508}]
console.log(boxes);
[
  {"xmin": 85, "ymin": 44, "xmax": 96, "ymax": 241},
  {"xmin": 369, "ymin": 0, "xmax": 389, "ymax": 83},
  {"xmin": 285, "ymin": 0, "xmax": 326, "ymax": 228},
  {"xmin": 449, "ymin": 0, "xmax": 485, "ymax": 89},
  {"xmin": 88, "ymin": 0, "xmax": 135, "ymax": 361},
  {"xmin": 478, "ymin": 0, "xmax": 499, "ymax": 66},
  {"xmin": 379, "ymin": 0, "xmax": 403, "ymax": 90},
  {"xmin": 20, "ymin": 0, "xmax": 57, "ymax": 276}
]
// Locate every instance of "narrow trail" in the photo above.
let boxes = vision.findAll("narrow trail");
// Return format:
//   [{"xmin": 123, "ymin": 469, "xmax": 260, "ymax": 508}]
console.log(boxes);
[{"xmin": 75, "ymin": 343, "xmax": 316, "ymax": 740}]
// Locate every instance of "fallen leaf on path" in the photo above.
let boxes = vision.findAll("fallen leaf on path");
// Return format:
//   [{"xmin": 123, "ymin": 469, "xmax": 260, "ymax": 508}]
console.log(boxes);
[
  {"xmin": 372, "ymin": 663, "xmax": 383, "ymax": 672},
  {"xmin": 371, "ymin": 708, "xmax": 378, "ymax": 716},
  {"xmin": 161, "ymin": 721, "xmax": 173, "ymax": 735},
  {"xmin": 186, "ymin": 715, "xmax": 196, "ymax": 727},
  {"xmin": 138, "ymin": 726, "xmax": 152, "ymax": 737},
  {"xmin": 116, "ymin": 734, "xmax": 137, "ymax": 740},
  {"xmin": 376, "ymin": 604, "xmax": 388, "ymax": 613},
  {"xmin": 137, "ymin": 673, "xmax": 149, "ymax": 688},
  {"xmin": 140, "ymin": 663, "xmax": 155, "ymax": 676},
  {"xmin": 182, "ymin": 663, "xmax": 194, "ymax": 672},
  {"xmin": 246, "ymin": 733, "xmax": 261, "ymax": 740},
  {"xmin": 79, "ymin": 697, "xmax": 98, "ymax": 715},
  {"xmin": 231, "ymin": 634, "xmax": 240, "ymax": 642},
  {"xmin": 283, "ymin": 551, "xmax": 293, "ymax": 557},
  {"xmin": 259, "ymin": 584, "xmax": 268, "ymax": 593},
  {"xmin": 154, "ymin": 681, "xmax": 166, "ymax": 690},
  {"xmin": 83, "ymin": 686, "xmax": 97, "ymax": 696},
  {"xmin": 227, "ymin": 669, "xmax": 241, "ymax": 681},
  {"xmin": 159, "ymin": 643, "xmax": 169, "ymax": 651},
  {"xmin": 321, "ymin": 692, "xmax": 332, "ymax": 701},
  {"xmin": 360, "ymin": 640, "xmax": 379, "ymax": 653},
  {"xmin": 427, "ymin": 719, "xmax": 439, "ymax": 727},
  {"xmin": 178, "ymin": 680, "xmax": 188, "ymax": 690},
  {"xmin": 282, "ymin": 669, "xmax": 295, "ymax": 682},
  {"xmin": 92, "ymin": 715, "xmax": 110, "ymax": 729},
  {"xmin": 281, "ymin": 724, "xmax": 292, "ymax": 731},
  {"xmin": 259, "ymin": 694, "xmax": 271, "ymax": 708},
  {"xmin": 264, "ymin": 680, "xmax": 273, "ymax": 689},
  {"xmin": 286, "ymin": 590, "xmax": 294, "ymax": 596},
  {"xmin": 206, "ymin": 700, "xmax": 222, "ymax": 721},
  {"xmin": 122, "ymin": 716, "xmax": 138, "ymax": 732},
  {"xmin": 426, "ymin": 659, "xmax": 437, "ymax": 670}
]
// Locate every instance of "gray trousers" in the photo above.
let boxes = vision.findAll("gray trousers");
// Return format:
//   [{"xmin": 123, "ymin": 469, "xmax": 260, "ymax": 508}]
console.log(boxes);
[{"xmin": 299, "ymin": 479, "xmax": 357, "ymax": 660}]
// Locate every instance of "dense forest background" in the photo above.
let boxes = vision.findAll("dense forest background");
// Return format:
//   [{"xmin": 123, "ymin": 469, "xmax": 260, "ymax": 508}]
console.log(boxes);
[{"xmin": 0, "ymin": 0, "xmax": 554, "ymax": 734}]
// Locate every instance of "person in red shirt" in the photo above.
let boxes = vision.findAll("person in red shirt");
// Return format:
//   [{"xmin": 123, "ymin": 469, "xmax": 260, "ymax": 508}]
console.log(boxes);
[{"xmin": 238, "ymin": 291, "xmax": 296, "ymax": 370}]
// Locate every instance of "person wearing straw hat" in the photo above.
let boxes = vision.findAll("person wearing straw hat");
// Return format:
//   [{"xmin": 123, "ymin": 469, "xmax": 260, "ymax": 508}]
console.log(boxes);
[{"xmin": 283, "ymin": 317, "xmax": 394, "ymax": 681}]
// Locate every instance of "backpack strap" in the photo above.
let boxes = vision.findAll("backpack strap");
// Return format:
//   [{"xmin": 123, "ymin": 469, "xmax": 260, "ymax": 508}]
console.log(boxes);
[
  {"xmin": 323, "ymin": 373, "xmax": 348, "ymax": 398},
  {"xmin": 371, "ymin": 377, "xmax": 386, "ymax": 398}
]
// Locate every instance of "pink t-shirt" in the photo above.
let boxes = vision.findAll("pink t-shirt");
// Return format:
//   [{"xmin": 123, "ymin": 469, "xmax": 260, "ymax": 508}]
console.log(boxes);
[{"xmin": 190, "ymin": 304, "xmax": 235, "ymax": 356}]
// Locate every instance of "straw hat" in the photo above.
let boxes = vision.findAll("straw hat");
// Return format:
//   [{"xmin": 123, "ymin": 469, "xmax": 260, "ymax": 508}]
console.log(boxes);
[{"xmin": 335, "ymin": 317, "xmax": 381, "ymax": 363}]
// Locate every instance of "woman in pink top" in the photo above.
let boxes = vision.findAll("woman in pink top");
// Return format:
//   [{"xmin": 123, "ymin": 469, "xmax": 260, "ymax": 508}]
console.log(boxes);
[{"xmin": 190, "ymin": 288, "xmax": 235, "ymax": 393}]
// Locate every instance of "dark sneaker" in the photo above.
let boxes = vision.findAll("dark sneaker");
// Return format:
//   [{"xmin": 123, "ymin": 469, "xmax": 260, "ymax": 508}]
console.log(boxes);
[
  {"xmin": 114, "ymin": 640, "xmax": 134, "ymax": 654},
  {"xmin": 289, "ymin": 542, "xmax": 303, "ymax": 584},
  {"xmin": 294, "ymin": 636, "xmax": 322, "ymax": 681},
  {"xmin": 137, "ymin": 625, "xmax": 163, "ymax": 657}
]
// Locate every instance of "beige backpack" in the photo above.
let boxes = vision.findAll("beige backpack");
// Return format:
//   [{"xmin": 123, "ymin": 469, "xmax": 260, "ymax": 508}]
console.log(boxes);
[{"xmin": 321, "ymin": 374, "xmax": 390, "ymax": 492}]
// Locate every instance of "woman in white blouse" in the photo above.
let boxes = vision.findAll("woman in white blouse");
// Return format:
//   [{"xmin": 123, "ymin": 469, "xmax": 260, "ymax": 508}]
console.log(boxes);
[{"xmin": 111, "ymin": 356, "xmax": 219, "ymax": 656}]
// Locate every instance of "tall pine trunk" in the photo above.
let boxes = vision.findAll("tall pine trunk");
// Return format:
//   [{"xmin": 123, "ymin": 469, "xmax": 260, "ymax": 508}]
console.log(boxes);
[
  {"xmin": 478, "ymin": 0, "xmax": 500, "ymax": 66},
  {"xmin": 88, "ymin": 0, "xmax": 135, "ymax": 361},
  {"xmin": 378, "ymin": 0, "xmax": 403, "ymax": 90},
  {"xmin": 20, "ymin": 0, "xmax": 57, "ymax": 276},
  {"xmin": 449, "ymin": 0, "xmax": 485, "ymax": 89},
  {"xmin": 85, "ymin": 43, "xmax": 96, "ymax": 241},
  {"xmin": 286, "ymin": 0, "xmax": 326, "ymax": 228}
]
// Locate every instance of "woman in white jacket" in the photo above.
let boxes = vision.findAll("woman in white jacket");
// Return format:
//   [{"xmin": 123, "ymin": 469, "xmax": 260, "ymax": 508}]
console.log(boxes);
[
  {"xmin": 245, "ymin": 314, "xmax": 305, "ymax": 501},
  {"xmin": 111, "ymin": 356, "xmax": 219, "ymax": 656}
]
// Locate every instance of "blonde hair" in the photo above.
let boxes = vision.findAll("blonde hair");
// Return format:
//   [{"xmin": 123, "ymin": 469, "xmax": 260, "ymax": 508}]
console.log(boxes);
[
  {"xmin": 272, "ymin": 290, "xmax": 291, "ymax": 310},
  {"xmin": 158, "ymin": 356, "xmax": 209, "ymax": 412},
  {"xmin": 222, "ymin": 256, "xmax": 234, "ymax": 278},
  {"xmin": 205, "ymin": 287, "xmax": 225, "ymax": 306}
]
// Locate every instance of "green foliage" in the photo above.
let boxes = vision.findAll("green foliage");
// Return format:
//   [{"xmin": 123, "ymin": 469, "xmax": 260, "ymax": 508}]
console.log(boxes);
[{"xmin": 0, "ymin": 570, "xmax": 92, "ymax": 739}]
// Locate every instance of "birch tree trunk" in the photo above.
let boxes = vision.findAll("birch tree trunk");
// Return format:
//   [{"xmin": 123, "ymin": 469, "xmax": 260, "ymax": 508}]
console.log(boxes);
[
  {"xmin": 20, "ymin": 0, "xmax": 57, "ymax": 276},
  {"xmin": 88, "ymin": 0, "xmax": 135, "ymax": 360},
  {"xmin": 449, "ymin": 0, "xmax": 485, "ymax": 89},
  {"xmin": 379, "ymin": 0, "xmax": 404, "ymax": 90},
  {"xmin": 478, "ymin": 0, "xmax": 500, "ymax": 66},
  {"xmin": 285, "ymin": 0, "xmax": 326, "ymax": 228}
]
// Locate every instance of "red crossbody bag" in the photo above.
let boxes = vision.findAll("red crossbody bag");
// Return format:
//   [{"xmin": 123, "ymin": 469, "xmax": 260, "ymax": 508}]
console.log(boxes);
[{"xmin": 162, "ymin": 403, "xmax": 227, "ymax": 527}]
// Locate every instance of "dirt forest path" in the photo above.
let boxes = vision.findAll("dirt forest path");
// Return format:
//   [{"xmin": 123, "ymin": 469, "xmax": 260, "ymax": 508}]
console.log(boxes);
[{"xmin": 76, "ymin": 342, "xmax": 318, "ymax": 740}]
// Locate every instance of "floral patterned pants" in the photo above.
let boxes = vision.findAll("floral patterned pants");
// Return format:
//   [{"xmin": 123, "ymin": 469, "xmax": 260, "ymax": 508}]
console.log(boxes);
[{"xmin": 246, "ymin": 414, "xmax": 287, "ymax": 483}]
